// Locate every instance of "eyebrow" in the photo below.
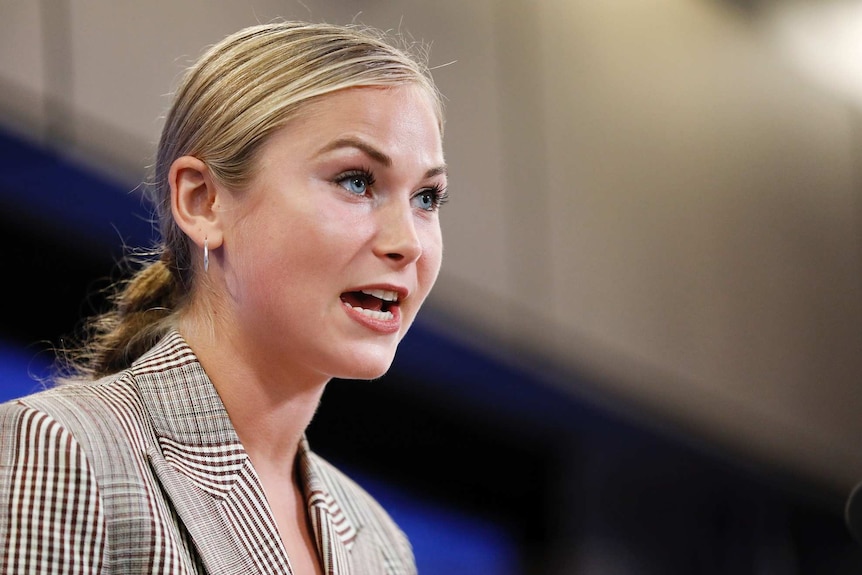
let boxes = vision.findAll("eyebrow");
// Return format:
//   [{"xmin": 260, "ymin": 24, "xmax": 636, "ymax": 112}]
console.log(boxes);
[{"xmin": 316, "ymin": 136, "xmax": 448, "ymax": 179}]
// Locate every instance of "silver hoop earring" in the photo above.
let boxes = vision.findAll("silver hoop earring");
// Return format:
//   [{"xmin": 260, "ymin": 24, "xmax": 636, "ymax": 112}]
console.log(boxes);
[{"xmin": 203, "ymin": 238, "xmax": 209, "ymax": 273}]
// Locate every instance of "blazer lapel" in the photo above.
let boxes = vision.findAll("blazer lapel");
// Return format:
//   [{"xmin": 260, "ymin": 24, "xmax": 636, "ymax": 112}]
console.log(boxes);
[
  {"xmin": 133, "ymin": 332, "xmax": 288, "ymax": 574},
  {"xmin": 307, "ymin": 490, "xmax": 356, "ymax": 574},
  {"xmin": 299, "ymin": 438, "xmax": 360, "ymax": 574},
  {"xmin": 147, "ymin": 445, "xmax": 259, "ymax": 574}
]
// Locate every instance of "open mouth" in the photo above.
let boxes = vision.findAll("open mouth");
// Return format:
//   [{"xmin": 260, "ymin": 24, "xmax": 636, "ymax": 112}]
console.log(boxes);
[{"xmin": 340, "ymin": 288, "xmax": 400, "ymax": 320}]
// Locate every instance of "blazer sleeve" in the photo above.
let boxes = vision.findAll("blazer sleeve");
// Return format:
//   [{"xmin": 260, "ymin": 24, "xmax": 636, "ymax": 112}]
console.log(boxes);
[{"xmin": 0, "ymin": 401, "xmax": 107, "ymax": 574}]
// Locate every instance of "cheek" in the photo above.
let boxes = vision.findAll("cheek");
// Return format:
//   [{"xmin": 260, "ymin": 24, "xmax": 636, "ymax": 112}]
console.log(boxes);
[
  {"xmin": 419, "ymin": 224, "xmax": 444, "ymax": 288},
  {"xmin": 226, "ymin": 209, "xmax": 310, "ymax": 302}
]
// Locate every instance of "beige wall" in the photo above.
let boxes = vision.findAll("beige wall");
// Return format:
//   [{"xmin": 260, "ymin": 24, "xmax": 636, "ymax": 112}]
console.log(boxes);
[{"xmin": 2, "ymin": 0, "xmax": 860, "ymax": 495}]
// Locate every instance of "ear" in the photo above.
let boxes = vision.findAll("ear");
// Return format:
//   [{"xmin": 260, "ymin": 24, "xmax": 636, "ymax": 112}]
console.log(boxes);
[{"xmin": 169, "ymin": 156, "xmax": 224, "ymax": 251}]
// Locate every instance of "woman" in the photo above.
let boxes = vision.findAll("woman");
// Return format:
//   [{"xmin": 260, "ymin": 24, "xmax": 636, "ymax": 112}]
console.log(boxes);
[{"xmin": 0, "ymin": 21, "xmax": 447, "ymax": 574}]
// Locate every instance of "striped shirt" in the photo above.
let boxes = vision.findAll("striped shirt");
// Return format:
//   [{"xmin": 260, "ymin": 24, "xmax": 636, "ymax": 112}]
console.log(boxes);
[{"xmin": 0, "ymin": 331, "xmax": 416, "ymax": 574}]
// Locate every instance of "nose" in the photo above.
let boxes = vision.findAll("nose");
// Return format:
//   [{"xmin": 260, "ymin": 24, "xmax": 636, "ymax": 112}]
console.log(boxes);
[{"xmin": 374, "ymin": 199, "xmax": 422, "ymax": 265}]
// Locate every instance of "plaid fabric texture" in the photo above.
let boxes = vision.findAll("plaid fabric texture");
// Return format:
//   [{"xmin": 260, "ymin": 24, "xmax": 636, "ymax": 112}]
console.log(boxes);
[{"xmin": 0, "ymin": 331, "xmax": 416, "ymax": 574}]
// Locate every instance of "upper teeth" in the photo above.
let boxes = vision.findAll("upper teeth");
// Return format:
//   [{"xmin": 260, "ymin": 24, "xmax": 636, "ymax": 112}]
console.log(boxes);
[{"xmin": 361, "ymin": 289, "xmax": 399, "ymax": 302}]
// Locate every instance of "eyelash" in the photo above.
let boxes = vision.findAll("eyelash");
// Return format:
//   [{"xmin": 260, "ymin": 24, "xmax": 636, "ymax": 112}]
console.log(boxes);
[
  {"xmin": 334, "ymin": 168, "xmax": 376, "ymax": 197},
  {"xmin": 333, "ymin": 168, "xmax": 449, "ymax": 211},
  {"xmin": 417, "ymin": 183, "xmax": 449, "ymax": 211}
]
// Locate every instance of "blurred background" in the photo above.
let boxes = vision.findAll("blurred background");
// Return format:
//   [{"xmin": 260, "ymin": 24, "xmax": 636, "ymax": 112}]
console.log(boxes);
[{"xmin": 2, "ymin": 0, "xmax": 862, "ymax": 573}]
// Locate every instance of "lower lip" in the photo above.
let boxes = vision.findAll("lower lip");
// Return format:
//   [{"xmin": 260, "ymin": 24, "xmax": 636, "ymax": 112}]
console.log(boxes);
[{"xmin": 342, "ymin": 302, "xmax": 402, "ymax": 334}]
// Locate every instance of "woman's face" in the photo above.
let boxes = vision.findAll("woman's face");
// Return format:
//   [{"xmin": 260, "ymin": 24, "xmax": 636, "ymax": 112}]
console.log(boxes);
[{"xmin": 217, "ymin": 84, "xmax": 446, "ymax": 383}]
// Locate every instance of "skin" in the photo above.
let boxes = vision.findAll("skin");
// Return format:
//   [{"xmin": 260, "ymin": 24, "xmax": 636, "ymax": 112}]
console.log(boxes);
[{"xmin": 169, "ymin": 83, "xmax": 446, "ymax": 573}]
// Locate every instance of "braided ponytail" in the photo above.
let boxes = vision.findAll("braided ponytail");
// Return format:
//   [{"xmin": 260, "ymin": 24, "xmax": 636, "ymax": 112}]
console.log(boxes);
[{"xmin": 57, "ymin": 252, "xmax": 185, "ymax": 380}]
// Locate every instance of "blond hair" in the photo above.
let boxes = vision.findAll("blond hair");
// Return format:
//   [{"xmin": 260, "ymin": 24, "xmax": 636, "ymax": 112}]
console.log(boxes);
[{"xmin": 59, "ymin": 21, "xmax": 443, "ymax": 379}]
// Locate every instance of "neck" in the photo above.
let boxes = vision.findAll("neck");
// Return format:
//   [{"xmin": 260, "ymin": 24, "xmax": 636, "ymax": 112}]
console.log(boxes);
[{"xmin": 178, "ymin": 313, "xmax": 329, "ymax": 477}]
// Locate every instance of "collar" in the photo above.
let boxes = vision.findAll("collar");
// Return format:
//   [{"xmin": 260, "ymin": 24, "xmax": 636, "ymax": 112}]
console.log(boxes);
[
  {"xmin": 134, "ymin": 330, "xmax": 247, "ymax": 497},
  {"xmin": 298, "ymin": 436, "xmax": 359, "ymax": 552}
]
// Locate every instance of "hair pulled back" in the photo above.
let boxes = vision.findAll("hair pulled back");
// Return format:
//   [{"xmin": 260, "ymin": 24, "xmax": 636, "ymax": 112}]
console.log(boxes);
[{"xmin": 59, "ymin": 21, "xmax": 442, "ymax": 380}]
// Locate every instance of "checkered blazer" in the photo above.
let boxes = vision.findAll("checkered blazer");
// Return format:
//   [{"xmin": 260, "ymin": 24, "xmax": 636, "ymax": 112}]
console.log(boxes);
[{"xmin": 0, "ymin": 331, "xmax": 416, "ymax": 574}]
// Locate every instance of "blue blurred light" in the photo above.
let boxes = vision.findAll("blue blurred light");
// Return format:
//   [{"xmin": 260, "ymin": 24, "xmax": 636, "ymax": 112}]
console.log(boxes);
[
  {"xmin": 0, "ymin": 341, "xmax": 51, "ymax": 402},
  {"xmin": 346, "ymin": 467, "xmax": 520, "ymax": 575}
]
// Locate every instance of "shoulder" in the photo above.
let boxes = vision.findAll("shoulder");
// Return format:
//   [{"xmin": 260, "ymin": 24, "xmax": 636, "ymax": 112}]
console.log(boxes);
[
  {"xmin": 307, "ymin": 451, "xmax": 415, "ymax": 572},
  {"xmin": 0, "ymin": 395, "xmax": 110, "ymax": 573},
  {"xmin": 0, "ymin": 368, "xmax": 202, "ymax": 572},
  {"xmin": 0, "ymin": 370, "xmax": 154, "ymax": 480},
  {"xmin": 0, "ymin": 383, "xmax": 116, "ymax": 483},
  {"xmin": 0, "ymin": 390, "xmax": 97, "ymax": 467},
  {"xmin": 2, "ymin": 371, "xmax": 145, "ymax": 444}
]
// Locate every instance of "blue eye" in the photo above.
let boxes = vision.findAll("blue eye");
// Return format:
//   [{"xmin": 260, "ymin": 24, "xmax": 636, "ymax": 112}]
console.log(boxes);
[
  {"xmin": 414, "ymin": 191, "xmax": 434, "ymax": 210},
  {"xmin": 412, "ymin": 186, "xmax": 449, "ymax": 211},
  {"xmin": 343, "ymin": 176, "xmax": 367, "ymax": 195},
  {"xmin": 336, "ymin": 171, "xmax": 374, "ymax": 195}
]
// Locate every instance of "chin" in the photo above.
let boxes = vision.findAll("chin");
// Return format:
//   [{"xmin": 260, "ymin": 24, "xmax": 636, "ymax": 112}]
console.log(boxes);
[
  {"xmin": 331, "ymin": 346, "xmax": 397, "ymax": 381},
  {"xmin": 345, "ymin": 358, "xmax": 395, "ymax": 381}
]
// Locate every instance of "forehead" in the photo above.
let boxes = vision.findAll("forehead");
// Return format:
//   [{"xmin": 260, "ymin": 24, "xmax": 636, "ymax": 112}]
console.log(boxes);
[
  {"xmin": 301, "ymin": 82, "xmax": 442, "ymax": 130},
  {"xmin": 270, "ymin": 84, "xmax": 444, "ymax": 160}
]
